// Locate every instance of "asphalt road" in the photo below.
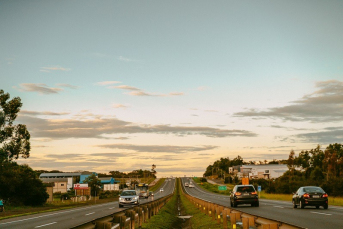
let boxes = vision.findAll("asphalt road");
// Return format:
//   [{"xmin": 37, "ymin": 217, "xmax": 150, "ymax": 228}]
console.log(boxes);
[
  {"xmin": 0, "ymin": 179, "xmax": 176, "ymax": 229},
  {"xmin": 181, "ymin": 178, "xmax": 343, "ymax": 229}
]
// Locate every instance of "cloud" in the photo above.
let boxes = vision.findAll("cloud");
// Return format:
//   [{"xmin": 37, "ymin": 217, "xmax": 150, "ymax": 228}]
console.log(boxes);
[
  {"xmin": 95, "ymin": 144, "xmax": 217, "ymax": 153},
  {"xmin": 16, "ymin": 115, "xmax": 257, "ymax": 140},
  {"xmin": 107, "ymin": 83, "xmax": 184, "ymax": 97},
  {"xmin": 21, "ymin": 110, "xmax": 70, "ymax": 116},
  {"xmin": 14, "ymin": 83, "xmax": 63, "ymax": 94},
  {"xmin": 118, "ymin": 56, "xmax": 136, "ymax": 62},
  {"xmin": 40, "ymin": 66, "xmax": 71, "ymax": 72},
  {"xmin": 96, "ymin": 81, "xmax": 121, "ymax": 86},
  {"xmin": 234, "ymin": 80, "xmax": 343, "ymax": 122},
  {"xmin": 293, "ymin": 127, "xmax": 343, "ymax": 144},
  {"xmin": 113, "ymin": 104, "xmax": 128, "ymax": 109},
  {"xmin": 56, "ymin": 84, "xmax": 78, "ymax": 89}
]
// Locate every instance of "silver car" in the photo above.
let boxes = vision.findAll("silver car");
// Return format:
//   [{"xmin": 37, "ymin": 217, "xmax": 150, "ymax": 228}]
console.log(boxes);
[{"xmin": 119, "ymin": 190, "xmax": 140, "ymax": 208}]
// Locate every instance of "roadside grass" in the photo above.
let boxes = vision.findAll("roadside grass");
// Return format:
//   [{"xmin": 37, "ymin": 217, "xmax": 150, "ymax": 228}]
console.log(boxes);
[
  {"xmin": 192, "ymin": 178, "xmax": 232, "ymax": 195},
  {"xmin": 180, "ymin": 184, "xmax": 225, "ymax": 228},
  {"xmin": 141, "ymin": 187, "xmax": 181, "ymax": 229},
  {"xmin": 149, "ymin": 178, "xmax": 166, "ymax": 192}
]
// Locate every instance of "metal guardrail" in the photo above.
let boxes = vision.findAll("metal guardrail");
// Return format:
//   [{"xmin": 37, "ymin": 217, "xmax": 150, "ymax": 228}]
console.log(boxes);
[
  {"xmin": 180, "ymin": 179, "xmax": 306, "ymax": 229},
  {"xmin": 71, "ymin": 192, "xmax": 173, "ymax": 229}
]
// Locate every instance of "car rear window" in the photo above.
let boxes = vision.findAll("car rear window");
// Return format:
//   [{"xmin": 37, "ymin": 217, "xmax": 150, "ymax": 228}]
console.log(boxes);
[
  {"xmin": 303, "ymin": 187, "xmax": 324, "ymax": 193},
  {"xmin": 237, "ymin": 186, "xmax": 255, "ymax": 192},
  {"xmin": 121, "ymin": 191, "xmax": 136, "ymax": 196}
]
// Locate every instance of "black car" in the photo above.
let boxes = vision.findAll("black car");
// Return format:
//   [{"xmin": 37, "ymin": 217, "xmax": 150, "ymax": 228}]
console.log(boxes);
[
  {"xmin": 292, "ymin": 186, "xmax": 328, "ymax": 209},
  {"xmin": 230, "ymin": 185, "xmax": 259, "ymax": 207}
]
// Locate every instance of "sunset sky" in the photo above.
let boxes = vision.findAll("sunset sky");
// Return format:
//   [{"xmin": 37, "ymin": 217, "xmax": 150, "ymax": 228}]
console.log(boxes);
[{"xmin": 1, "ymin": 1, "xmax": 343, "ymax": 177}]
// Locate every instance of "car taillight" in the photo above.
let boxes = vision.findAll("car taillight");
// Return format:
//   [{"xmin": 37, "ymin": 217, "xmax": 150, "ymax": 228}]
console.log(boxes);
[
  {"xmin": 322, "ymin": 193, "xmax": 328, "ymax": 198},
  {"xmin": 235, "ymin": 192, "xmax": 242, "ymax": 196},
  {"xmin": 251, "ymin": 192, "xmax": 257, "ymax": 195},
  {"xmin": 303, "ymin": 193, "xmax": 310, "ymax": 198}
]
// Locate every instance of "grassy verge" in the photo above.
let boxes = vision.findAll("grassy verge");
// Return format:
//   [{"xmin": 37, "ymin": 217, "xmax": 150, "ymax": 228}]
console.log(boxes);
[
  {"xmin": 0, "ymin": 197, "xmax": 118, "ymax": 220},
  {"xmin": 149, "ymin": 178, "xmax": 166, "ymax": 192},
  {"xmin": 192, "ymin": 178, "xmax": 232, "ymax": 195},
  {"xmin": 180, "ymin": 190, "xmax": 225, "ymax": 229},
  {"xmin": 141, "ymin": 184, "xmax": 181, "ymax": 228}
]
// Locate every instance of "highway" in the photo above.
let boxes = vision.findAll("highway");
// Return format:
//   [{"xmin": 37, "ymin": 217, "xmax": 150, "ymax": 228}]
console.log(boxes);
[
  {"xmin": 0, "ymin": 179, "xmax": 175, "ymax": 229},
  {"xmin": 181, "ymin": 178, "xmax": 343, "ymax": 229}
]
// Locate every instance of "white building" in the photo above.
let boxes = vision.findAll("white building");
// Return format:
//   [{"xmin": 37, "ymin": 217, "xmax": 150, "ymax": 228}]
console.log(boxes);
[{"xmin": 241, "ymin": 164, "xmax": 288, "ymax": 179}]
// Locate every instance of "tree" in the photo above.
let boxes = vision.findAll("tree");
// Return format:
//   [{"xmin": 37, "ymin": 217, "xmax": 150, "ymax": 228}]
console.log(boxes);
[
  {"xmin": 83, "ymin": 174, "xmax": 101, "ymax": 196},
  {"xmin": 0, "ymin": 90, "xmax": 30, "ymax": 162}
]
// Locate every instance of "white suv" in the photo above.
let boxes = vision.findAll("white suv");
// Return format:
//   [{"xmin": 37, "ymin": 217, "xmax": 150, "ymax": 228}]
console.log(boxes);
[{"xmin": 119, "ymin": 190, "xmax": 139, "ymax": 208}]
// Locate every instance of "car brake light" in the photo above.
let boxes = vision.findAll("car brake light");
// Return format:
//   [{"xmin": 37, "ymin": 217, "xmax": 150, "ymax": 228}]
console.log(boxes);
[
  {"xmin": 235, "ymin": 192, "xmax": 242, "ymax": 196},
  {"xmin": 303, "ymin": 193, "xmax": 310, "ymax": 198},
  {"xmin": 322, "ymin": 194, "xmax": 328, "ymax": 198},
  {"xmin": 251, "ymin": 192, "xmax": 257, "ymax": 195}
]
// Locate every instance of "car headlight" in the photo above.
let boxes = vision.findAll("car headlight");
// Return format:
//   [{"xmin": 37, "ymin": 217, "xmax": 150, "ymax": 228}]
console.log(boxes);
[
  {"xmin": 134, "ymin": 196, "xmax": 138, "ymax": 200},
  {"xmin": 119, "ymin": 197, "xmax": 124, "ymax": 201}
]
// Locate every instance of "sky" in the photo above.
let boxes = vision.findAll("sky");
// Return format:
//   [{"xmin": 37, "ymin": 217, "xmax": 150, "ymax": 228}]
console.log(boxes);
[{"xmin": 1, "ymin": 0, "xmax": 343, "ymax": 177}]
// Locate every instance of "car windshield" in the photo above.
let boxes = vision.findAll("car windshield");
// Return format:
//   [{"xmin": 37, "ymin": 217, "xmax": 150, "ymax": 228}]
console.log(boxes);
[
  {"xmin": 303, "ymin": 187, "xmax": 324, "ymax": 193},
  {"xmin": 121, "ymin": 191, "xmax": 136, "ymax": 196},
  {"xmin": 237, "ymin": 186, "xmax": 255, "ymax": 192}
]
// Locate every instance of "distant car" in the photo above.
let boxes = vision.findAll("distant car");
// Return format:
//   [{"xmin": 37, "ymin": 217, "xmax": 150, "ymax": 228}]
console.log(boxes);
[
  {"xmin": 189, "ymin": 184, "xmax": 195, "ymax": 188},
  {"xmin": 119, "ymin": 190, "xmax": 139, "ymax": 208},
  {"xmin": 230, "ymin": 185, "xmax": 259, "ymax": 207},
  {"xmin": 292, "ymin": 186, "xmax": 328, "ymax": 209},
  {"xmin": 149, "ymin": 191, "xmax": 154, "ymax": 197},
  {"xmin": 160, "ymin": 188, "xmax": 164, "ymax": 192},
  {"xmin": 185, "ymin": 182, "xmax": 189, "ymax": 187}
]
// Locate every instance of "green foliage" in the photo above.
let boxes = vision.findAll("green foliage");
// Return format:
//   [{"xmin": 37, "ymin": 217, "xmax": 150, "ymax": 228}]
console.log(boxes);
[
  {"xmin": 193, "ymin": 178, "xmax": 232, "ymax": 195},
  {"xmin": 0, "ymin": 162, "xmax": 48, "ymax": 206},
  {"xmin": 0, "ymin": 90, "xmax": 30, "ymax": 162},
  {"xmin": 99, "ymin": 191, "xmax": 119, "ymax": 199},
  {"xmin": 83, "ymin": 174, "xmax": 101, "ymax": 196}
]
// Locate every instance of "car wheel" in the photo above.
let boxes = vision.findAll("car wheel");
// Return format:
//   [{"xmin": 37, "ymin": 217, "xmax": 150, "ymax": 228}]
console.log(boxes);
[
  {"xmin": 233, "ymin": 201, "xmax": 237, "ymax": 207},
  {"xmin": 316, "ymin": 206, "xmax": 319, "ymax": 209},
  {"xmin": 119, "ymin": 204, "xmax": 123, "ymax": 208},
  {"xmin": 324, "ymin": 204, "xmax": 328, "ymax": 209},
  {"xmin": 300, "ymin": 200, "xmax": 305, "ymax": 209},
  {"xmin": 292, "ymin": 199, "xmax": 297, "ymax": 208}
]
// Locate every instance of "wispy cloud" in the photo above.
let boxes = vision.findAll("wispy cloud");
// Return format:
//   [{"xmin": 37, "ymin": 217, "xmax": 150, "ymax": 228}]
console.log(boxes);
[
  {"xmin": 14, "ymin": 83, "xmax": 63, "ymax": 94},
  {"xmin": 40, "ymin": 66, "xmax": 71, "ymax": 72},
  {"xmin": 17, "ymin": 115, "xmax": 257, "ymax": 140},
  {"xmin": 113, "ymin": 104, "xmax": 128, "ymax": 109},
  {"xmin": 118, "ymin": 56, "xmax": 136, "ymax": 62},
  {"xmin": 234, "ymin": 80, "xmax": 343, "ymax": 122},
  {"xmin": 21, "ymin": 110, "xmax": 70, "ymax": 116},
  {"xmin": 96, "ymin": 81, "xmax": 121, "ymax": 86},
  {"xmin": 95, "ymin": 144, "xmax": 217, "ymax": 154},
  {"xmin": 292, "ymin": 127, "xmax": 343, "ymax": 144},
  {"xmin": 56, "ymin": 83, "xmax": 78, "ymax": 89}
]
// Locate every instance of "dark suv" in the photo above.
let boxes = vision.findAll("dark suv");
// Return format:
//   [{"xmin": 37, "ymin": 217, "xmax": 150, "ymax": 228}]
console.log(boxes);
[
  {"xmin": 230, "ymin": 185, "xmax": 259, "ymax": 207},
  {"xmin": 292, "ymin": 186, "xmax": 328, "ymax": 209}
]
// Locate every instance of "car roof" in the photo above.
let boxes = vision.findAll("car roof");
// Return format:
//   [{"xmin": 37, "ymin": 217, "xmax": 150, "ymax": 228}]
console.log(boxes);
[{"xmin": 235, "ymin": 185, "xmax": 254, "ymax": 187}]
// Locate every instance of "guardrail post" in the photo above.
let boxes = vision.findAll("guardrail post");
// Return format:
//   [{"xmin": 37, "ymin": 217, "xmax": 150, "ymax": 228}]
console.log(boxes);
[
  {"xmin": 230, "ymin": 213, "xmax": 236, "ymax": 229},
  {"xmin": 120, "ymin": 215, "xmax": 126, "ymax": 229},
  {"xmin": 211, "ymin": 204, "xmax": 216, "ymax": 221},
  {"xmin": 142, "ymin": 206, "xmax": 148, "ymax": 222},
  {"xmin": 216, "ymin": 205, "xmax": 221, "ymax": 224},
  {"xmin": 242, "ymin": 217, "xmax": 249, "ymax": 229},
  {"xmin": 95, "ymin": 221, "xmax": 112, "ymax": 229},
  {"xmin": 262, "ymin": 224, "xmax": 279, "ymax": 229},
  {"xmin": 248, "ymin": 217, "xmax": 255, "ymax": 228},
  {"xmin": 222, "ymin": 209, "xmax": 228, "ymax": 229}
]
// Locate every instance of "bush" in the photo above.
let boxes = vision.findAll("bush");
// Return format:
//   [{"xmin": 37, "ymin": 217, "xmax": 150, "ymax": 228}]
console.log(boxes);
[
  {"xmin": 200, "ymin": 177, "xmax": 207, "ymax": 182},
  {"xmin": 99, "ymin": 191, "xmax": 120, "ymax": 199}
]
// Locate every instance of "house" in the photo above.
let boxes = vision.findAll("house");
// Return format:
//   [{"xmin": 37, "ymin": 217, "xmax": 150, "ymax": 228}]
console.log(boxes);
[
  {"xmin": 41, "ymin": 178, "xmax": 68, "ymax": 193},
  {"xmin": 39, "ymin": 171, "xmax": 97, "ymax": 190},
  {"xmin": 240, "ymin": 164, "xmax": 288, "ymax": 179}
]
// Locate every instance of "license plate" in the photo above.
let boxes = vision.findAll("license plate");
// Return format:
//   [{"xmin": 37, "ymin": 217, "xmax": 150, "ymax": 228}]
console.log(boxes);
[
  {"xmin": 244, "ymin": 193, "xmax": 249, "ymax": 195},
  {"xmin": 312, "ymin": 195, "xmax": 319, "ymax": 198}
]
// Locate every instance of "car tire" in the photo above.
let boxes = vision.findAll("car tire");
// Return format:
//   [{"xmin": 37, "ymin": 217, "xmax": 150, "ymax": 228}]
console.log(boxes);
[
  {"xmin": 292, "ymin": 199, "xmax": 297, "ymax": 208},
  {"xmin": 300, "ymin": 200, "xmax": 305, "ymax": 209},
  {"xmin": 316, "ymin": 206, "xmax": 319, "ymax": 209},
  {"xmin": 255, "ymin": 202, "xmax": 259, "ymax": 207},
  {"xmin": 233, "ymin": 201, "xmax": 237, "ymax": 207},
  {"xmin": 324, "ymin": 204, "xmax": 328, "ymax": 209},
  {"xmin": 119, "ymin": 204, "xmax": 123, "ymax": 208}
]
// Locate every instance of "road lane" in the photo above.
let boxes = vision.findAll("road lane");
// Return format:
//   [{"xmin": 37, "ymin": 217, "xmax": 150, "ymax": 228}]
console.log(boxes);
[
  {"xmin": 181, "ymin": 178, "xmax": 343, "ymax": 229},
  {"xmin": 0, "ymin": 179, "xmax": 175, "ymax": 229}
]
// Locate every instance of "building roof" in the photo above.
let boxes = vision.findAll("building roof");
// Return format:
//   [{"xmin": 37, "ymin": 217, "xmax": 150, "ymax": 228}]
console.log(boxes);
[
  {"xmin": 40, "ymin": 178, "xmax": 69, "ymax": 183},
  {"xmin": 39, "ymin": 171, "xmax": 95, "ymax": 178},
  {"xmin": 241, "ymin": 164, "xmax": 288, "ymax": 169}
]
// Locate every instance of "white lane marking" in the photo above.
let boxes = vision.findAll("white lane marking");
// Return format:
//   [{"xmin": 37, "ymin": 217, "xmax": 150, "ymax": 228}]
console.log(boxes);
[
  {"xmin": 311, "ymin": 211, "xmax": 332, "ymax": 216},
  {"xmin": 109, "ymin": 207, "xmax": 115, "ymax": 209},
  {"xmin": 0, "ymin": 202, "xmax": 116, "ymax": 225},
  {"xmin": 35, "ymin": 222, "xmax": 57, "ymax": 228},
  {"xmin": 85, "ymin": 212, "xmax": 95, "ymax": 216},
  {"xmin": 273, "ymin": 206, "xmax": 284, "ymax": 208}
]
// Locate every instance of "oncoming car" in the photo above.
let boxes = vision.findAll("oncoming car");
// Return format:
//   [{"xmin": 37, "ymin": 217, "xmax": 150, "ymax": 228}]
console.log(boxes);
[
  {"xmin": 160, "ymin": 188, "xmax": 164, "ymax": 192},
  {"xmin": 292, "ymin": 186, "xmax": 328, "ymax": 209},
  {"xmin": 119, "ymin": 190, "xmax": 139, "ymax": 208},
  {"xmin": 230, "ymin": 185, "xmax": 259, "ymax": 207}
]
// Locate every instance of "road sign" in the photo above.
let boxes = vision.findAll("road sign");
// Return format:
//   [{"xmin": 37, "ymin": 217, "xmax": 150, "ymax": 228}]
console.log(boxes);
[
  {"xmin": 218, "ymin": 186, "xmax": 227, "ymax": 191},
  {"xmin": 258, "ymin": 186, "xmax": 261, "ymax": 192},
  {"xmin": 74, "ymin": 184, "xmax": 89, "ymax": 190},
  {"xmin": 242, "ymin": 177, "xmax": 249, "ymax": 185}
]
